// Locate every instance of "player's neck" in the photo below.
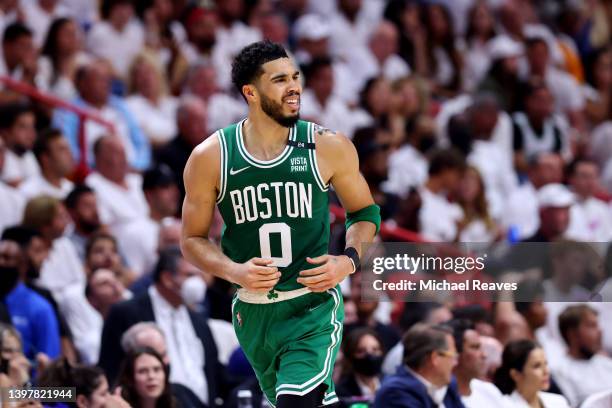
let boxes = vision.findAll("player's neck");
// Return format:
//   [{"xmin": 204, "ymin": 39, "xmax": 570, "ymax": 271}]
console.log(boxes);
[{"xmin": 243, "ymin": 113, "xmax": 291, "ymax": 159}]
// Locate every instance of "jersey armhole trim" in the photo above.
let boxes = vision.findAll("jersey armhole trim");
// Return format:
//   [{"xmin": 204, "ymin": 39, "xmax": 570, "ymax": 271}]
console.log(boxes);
[
  {"xmin": 308, "ymin": 122, "xmax": 330, "ymax": 192},
  {"xmin": 216, "ymin": 130, "xmax": 228, "ymax": 203}
]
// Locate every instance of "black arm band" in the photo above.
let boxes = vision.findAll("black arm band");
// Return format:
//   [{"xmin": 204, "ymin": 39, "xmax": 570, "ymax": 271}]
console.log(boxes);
[{"xmin": 344, "ymin": 247, "xmax": 360, "ymax": 274}]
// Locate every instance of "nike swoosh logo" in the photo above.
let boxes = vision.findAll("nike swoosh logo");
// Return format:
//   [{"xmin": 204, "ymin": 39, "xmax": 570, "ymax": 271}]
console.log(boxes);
[
  {"xmin": 230, "ymin": 166, "xmax": 251, "ymax": 175},
  {"xmin": 308, "ymin": 303, "xmax": 324, "ymax": 313}
]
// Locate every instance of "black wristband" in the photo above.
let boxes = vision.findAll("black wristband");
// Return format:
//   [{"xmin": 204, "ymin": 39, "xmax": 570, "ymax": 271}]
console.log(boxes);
[{"xmin": 344, "ymin": 247, "xmax": 360, "ymax": 274}]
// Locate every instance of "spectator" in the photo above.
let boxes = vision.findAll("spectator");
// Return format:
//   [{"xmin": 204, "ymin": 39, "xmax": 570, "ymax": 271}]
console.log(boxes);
[
  {"xmin": 20, "ymin": 0, "xmax": 69, "ymax": 48},
  {"xmin": 53, "ymin": 62, "xmax": 151, "ymax": 171},
  {"xmin": 512, "ymin": 79, "xmax": 570, "ymax": 172},
  {"xmin": 22, "ymin": 195, "xmax": 85, "ymax": 300},
  {"xmin": 155, "ymin": 95, "xmax": 209, "ymax": 202},
  {"xmin": 352, "ymin": 77, "xmax": 394, "ymax": 132},
  {"xmin": 523, "ymin": 35, "xmax": 585, "ymax": 129},
  {"xmin": 0, "ymin": 323, "xmax": 31, "ymax": 388},
  {"xmin": 38, "ymin": 358, "xmax": 131, "ymax": 408},
  {"xmin": 478, "ymin": 35, "xmax": 523, "ymax": 112},
  {"xmin": 463, "ymin": 1, "xmax": 497, "ymax": 91},
  {"xmin": 121, "ymin": 322, "xmax": 208, "ymax": 408},
  {"xmin": 117, "ymin": 164, "xmax": 179, "ymax": 277},
  {"xmin": 503, "ymin": 153, "xmax": 563, "ymax": 240},
  {"xmin": 494, "ymin": 339, "xmax": 570, "ymax": 408},
  {"xmin": 552, "ymin": 305, "xmax": 612, "ymax": 406},
  {"xmin": 60, "ymin": 267, "xmax": 130, "ymax": 364},
  {"xmin": 329, "ymin": 0, "xmax": 380, "ymax": 67},
  {"xmin": 126, "ymin": 53, "xmax": 178, "ymax": 147},
  {"xmin": 19, "ymin": 128, "xmax": 74, "ymax": 200},
  {"xmin": 39, "ymin": 17, "xmax": 90, "ymax": 100},
  {"xmin": 0, "ymin": 136, "xmax": 25, "ymax": 234},
  {"xmin": 300, "ymin": 57, "xmax": 355, "ymax": 138},
  {"xmin": 0, "ymin": 102, "xmax": 39, "ymax": 186},
  {"xmin": 85, "ymin": 232, "xmax": 134, "ymax": 287},
  {"xmin": 374, "ymin": 323, "xmax": 464, "ymax": 408},
  {"xmin": 86, "ymin": 0, "xmax": 144, "ymax": 80},
  {"xmin": 99, "ymin": 247, "xmax": 221, "ymax": 405},
  {"xmin": 422, "ymin": 3, "xmax": 463, "ymax": 97},
  {"xmin": 85, "ymin": 136, "xmax": 149, "ymax": 242},
  {"xmin": 117, "ymin": 347, "xmax": 177, "ymax": 408},
  {"xmin": 418, "ymin": 148, "xmax": 466, "ymax": 241},
  {"xmin": 584, "ymin": 46, "xmax": 612, "ymax": 126},
  {"xmin": 182, "ymin": 62, "xmax": 246, "ymax": 136},
  {"xmin": 457, "ymin": 166, "xmax": 500, "ymax": 243},
  {"xmin": 292, "ymin": 13, "xmax": 356, "ymax": 104},
  {"xmin": 349, "ymin": 21, "xmax": 410, "ymax": 89},
  {"xmin": 336, "ymin": 328, "xmax": 384, "ymax": 405},
  {"xmin": 0, "ymin": 239, "xmax": 60, "ymax": 361},
  {"xmin": 1, "ymin": 225, "xmax": 77, "ymax": 363},
  {"xmin": 448, "ymin": 319, "xmax": 505, "ymax": 408},
  {"xmin": 64, "ymin": 184, "xmax": 102, "ymax": 260},
  {"xmin": 566, "ymin": 159, "xmax": 612, "ymax": 242},
  {"xmin": 523, "ymin": 183, "xmax": 573, "ymax": 242},
  {"xmin": 0, "ymin": 22, "xmax": 38, "ymax": 89}
]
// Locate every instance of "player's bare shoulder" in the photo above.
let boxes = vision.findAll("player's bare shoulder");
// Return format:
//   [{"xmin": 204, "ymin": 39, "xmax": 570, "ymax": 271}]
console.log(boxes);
[
  {"xmin": 312, "ymin": 124, "xmax": 359, "ymax": 182},
  {"xmin": 184, "ymin": 132, "xmax": 222, "ymax": 192}
]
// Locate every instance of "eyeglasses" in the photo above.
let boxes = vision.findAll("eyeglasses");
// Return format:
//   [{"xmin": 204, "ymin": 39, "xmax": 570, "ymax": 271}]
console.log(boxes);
[{"xmin": 436, "ymin": 350, "xmax": 459, "ymax": 359}]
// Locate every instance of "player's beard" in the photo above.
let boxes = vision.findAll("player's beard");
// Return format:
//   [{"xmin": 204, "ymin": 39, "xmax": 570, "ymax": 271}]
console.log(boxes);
[{"xmin": 260, "ymin": 92, "xmax": 300, "ymax": 128}]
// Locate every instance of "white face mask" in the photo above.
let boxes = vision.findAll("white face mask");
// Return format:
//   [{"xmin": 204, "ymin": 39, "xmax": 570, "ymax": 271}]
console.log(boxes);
[{"xmin": 180, "ymin": 276, "xmax": 207, "ymax": 306}]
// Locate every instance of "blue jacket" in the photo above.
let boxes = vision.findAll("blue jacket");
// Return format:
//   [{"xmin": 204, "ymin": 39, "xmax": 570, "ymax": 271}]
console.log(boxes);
[
  {"xmin": 52, "ymin": 96, "xmax": 151, "ymax": 170},
  {"xmin": 4, "ymin": 283, "xmax": 61, "ymax": 360},
  {"xmin": 374, "ymin": 365, "xmax": 465, "ymax": 408}
]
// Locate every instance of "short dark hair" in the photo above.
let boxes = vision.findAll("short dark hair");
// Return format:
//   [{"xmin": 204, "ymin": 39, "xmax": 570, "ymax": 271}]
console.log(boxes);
[
  {"xmin": 100, "ymin": 0, "xmax": 133, "ymax": 20},
  {"xmin": 1, "ymin": 226, "xmax": 42, "ymax": 248},
  {"xmin": 567, "ymin": 158, "xmax": 598, "ymax": 178},
  {"xmin": 403, "ymin": 323, "xmax": 453, "ymax": 370},
  {"xmin": 0, "ymin": 103, "xmax": 33, "ymax": 130},
  {"xmin": 558, "ymin": 304, "xmax": 597, "ymax": 346},
  {"xmin": 2, "ymin": 22, "xmax": 32, "ymax": 44},
  {"xmin": 33, "ymin": 128, "xmax": 64, "ymax": 162},
  {"xmin": 303, "ymin": 56, "xmax": 333, "ymax": 84},
  {"xmin": 64, "ymin": 184, "xmax": 94, "ymax": 210},
  {"xmin": 447, "ymin": 319, "xmax": 475, "ymax": 354},
  {"xmin": 153, "ymin": 246, "xmax": 182, "ymax": 283},
  {"xmin": 428, "ymin": 148, "xmax": 466, "ymax": 176},
  {"xmin": 231, "ymin": 40, "xmax": 288, "ymax": 99},
  {"xmin": 525, "ymin": 37, "xmax": 548, "ymax": 50}
]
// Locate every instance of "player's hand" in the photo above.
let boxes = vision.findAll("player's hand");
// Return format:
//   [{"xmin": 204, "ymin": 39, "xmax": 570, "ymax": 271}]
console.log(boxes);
[
  {"xmin": 232, "ymin": 258, "xmax": 281, "ymax": 293},
  {"xmin": 297, "ymin": 255, "xmax": 353, "ymax": 293}
]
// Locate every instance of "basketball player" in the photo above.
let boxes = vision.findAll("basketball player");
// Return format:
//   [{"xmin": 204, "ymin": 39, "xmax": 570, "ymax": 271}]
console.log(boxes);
[{"xmin": 181, "ymin": 41, "xmax": 380, "ymax": 407}]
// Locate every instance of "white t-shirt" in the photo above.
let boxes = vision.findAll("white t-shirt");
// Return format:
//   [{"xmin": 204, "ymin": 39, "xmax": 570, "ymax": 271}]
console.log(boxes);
[
  {"xmin": 20, "ymin": 0, "xmax": 70, "ymax": 47},
  {"xmin": 504, "ymin": 390, "xmax": 570, "ymax": 408},
  {"xmin": 552, "ymin": 354, "xmax": 612, "ymax": 407},
  {"xmin": 37, "ymin": 236, "xmax": 86, "ymax": 301},
  {"xmin": 502, "ymin": 182, "xmax": 539, "ymax": 240},
  {"xmin": 419, "ymin": 187, "xmax": 464, "ymax": 242},
  {"xmin": 566, "ymin": 197, "xmax": 612, "ymax": 242},
  {"xmin": 125, "ymin": 95, "xmax": 178, "ymax": 145},
  {"xmin": 116, "ymin": 217, "xmax": 159, "ymax": 278},
  {"xmin": 299, "ymin": 89, "xmax": 357, "ymax": 138},
  {"xmin": 86, "ymin": 19, "xmax": 144, "ymax": 79},
  {"xmin": 382, "ymin": 144, "xmax": 428, "ymax": 198},
  {"xmin": 19, "ymin": 175, "xmax": 74, "ymax": 200},
  {"xmin": 461, "ymin": 379, "xmax": 506, "ymax": 408},
  {"xmin": 84, "ymin": 172, "xmax": 149, "ymax": 240},
  {"xmin": 1, "ymin": 150, "xmax": 40, "ymax": 185},
  {"xmin": 0, "ymin": 182, "xmax": 25, "ymax": 234},
  {"xmin": 206, "ymin": 93, "xmax": 248, "ymax": 135}
]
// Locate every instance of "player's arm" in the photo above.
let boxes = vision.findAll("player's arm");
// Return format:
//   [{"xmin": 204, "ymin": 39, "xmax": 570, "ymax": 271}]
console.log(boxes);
[
  {"xmin": 180, "ymin": 136, "xmax": 281, "ymax": 292},
  {"xmin": 297, "ymin": 129, "xmax": 379, "ymax": 292}
]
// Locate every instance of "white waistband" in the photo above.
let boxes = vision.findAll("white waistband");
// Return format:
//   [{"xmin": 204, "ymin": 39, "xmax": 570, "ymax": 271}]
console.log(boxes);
[{"xmin": 237, "ymin": 287, "xmax": 312, "ymax": 304}]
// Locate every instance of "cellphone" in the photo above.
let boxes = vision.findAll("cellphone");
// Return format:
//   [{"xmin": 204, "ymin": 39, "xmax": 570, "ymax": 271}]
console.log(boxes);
[{"xmin": 0, "ymin": 358, "xmax": 8, "ymax": 374}]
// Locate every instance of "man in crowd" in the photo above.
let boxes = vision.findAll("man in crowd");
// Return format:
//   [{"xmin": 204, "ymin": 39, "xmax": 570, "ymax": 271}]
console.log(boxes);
[
  {"xmin": 375, "ymin": 323, "xmax": 464, "ymax": 407},
  {"xmin": 20, "ymin": 128, "xmax": 74, "ymax": 200}
]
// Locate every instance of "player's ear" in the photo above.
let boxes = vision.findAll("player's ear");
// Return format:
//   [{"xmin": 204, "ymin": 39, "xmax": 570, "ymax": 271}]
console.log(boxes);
[{"xmin": 242, "ymin": 84, "xmax": 257, "ymax": 102}]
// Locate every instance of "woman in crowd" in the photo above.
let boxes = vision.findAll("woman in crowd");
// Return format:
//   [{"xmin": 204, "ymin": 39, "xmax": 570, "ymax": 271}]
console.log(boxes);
[
  {"xmin": 463, "ymin": 1, "xmax": 497, "ymax": 91},
  {"xmin": 336, "ymin": 328, "xmax": 385, "ymax": 407},
  {"xmin": 39, "ymin": 17, "xmax": 90, "ymax": 100},
  {"xmin": 85, "ymin": 232, "xmax": 135, "ymax": 286},
  {"xmin": 0, "ymin": 324, "xmax": 30, "ymax": 388},
  {"xmin": 494, "ymin": 339, "xmax": 570, "ymax": 408},
  {"xmin": 457, "ymin": 166, "xmax": 500, "ymax": 243},
  {"xmin": 584, "ymin": 46, "xmax": 612, "ymax": 127},
  {"xmin": 117, "ymin": 347, "xmax": 176, "ymax": 408}
]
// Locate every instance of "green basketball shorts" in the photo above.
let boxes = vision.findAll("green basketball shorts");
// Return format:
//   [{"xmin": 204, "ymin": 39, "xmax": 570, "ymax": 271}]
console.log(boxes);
[{"xmin": 231, "ymin": 286, "xmax": 344, "ymax": 407}]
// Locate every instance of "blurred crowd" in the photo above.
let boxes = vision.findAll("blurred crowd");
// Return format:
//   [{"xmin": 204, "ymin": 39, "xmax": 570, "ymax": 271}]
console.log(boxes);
[{"xmin": 0, "ymin": 0, "xmax": 611, "ymax": 407}]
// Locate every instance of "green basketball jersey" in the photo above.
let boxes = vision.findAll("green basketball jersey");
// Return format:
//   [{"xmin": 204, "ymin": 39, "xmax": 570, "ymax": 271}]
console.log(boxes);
[{"xmin": 216, "ymin": 119, "xmax": 330, "ymax": 291}]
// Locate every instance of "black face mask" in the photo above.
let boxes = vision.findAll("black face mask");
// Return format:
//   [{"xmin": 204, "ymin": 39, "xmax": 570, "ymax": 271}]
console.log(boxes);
[
  {"xmin": 352, "ymin": 354, "xmax": 383, "ymax": 377},
  {"xmin": 0, "ymin": 266, "xmax": 20, "ymax": 297},
  {"xmin": 578, "ymin": 345, "xmax": 595, "ymax": 360}
]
